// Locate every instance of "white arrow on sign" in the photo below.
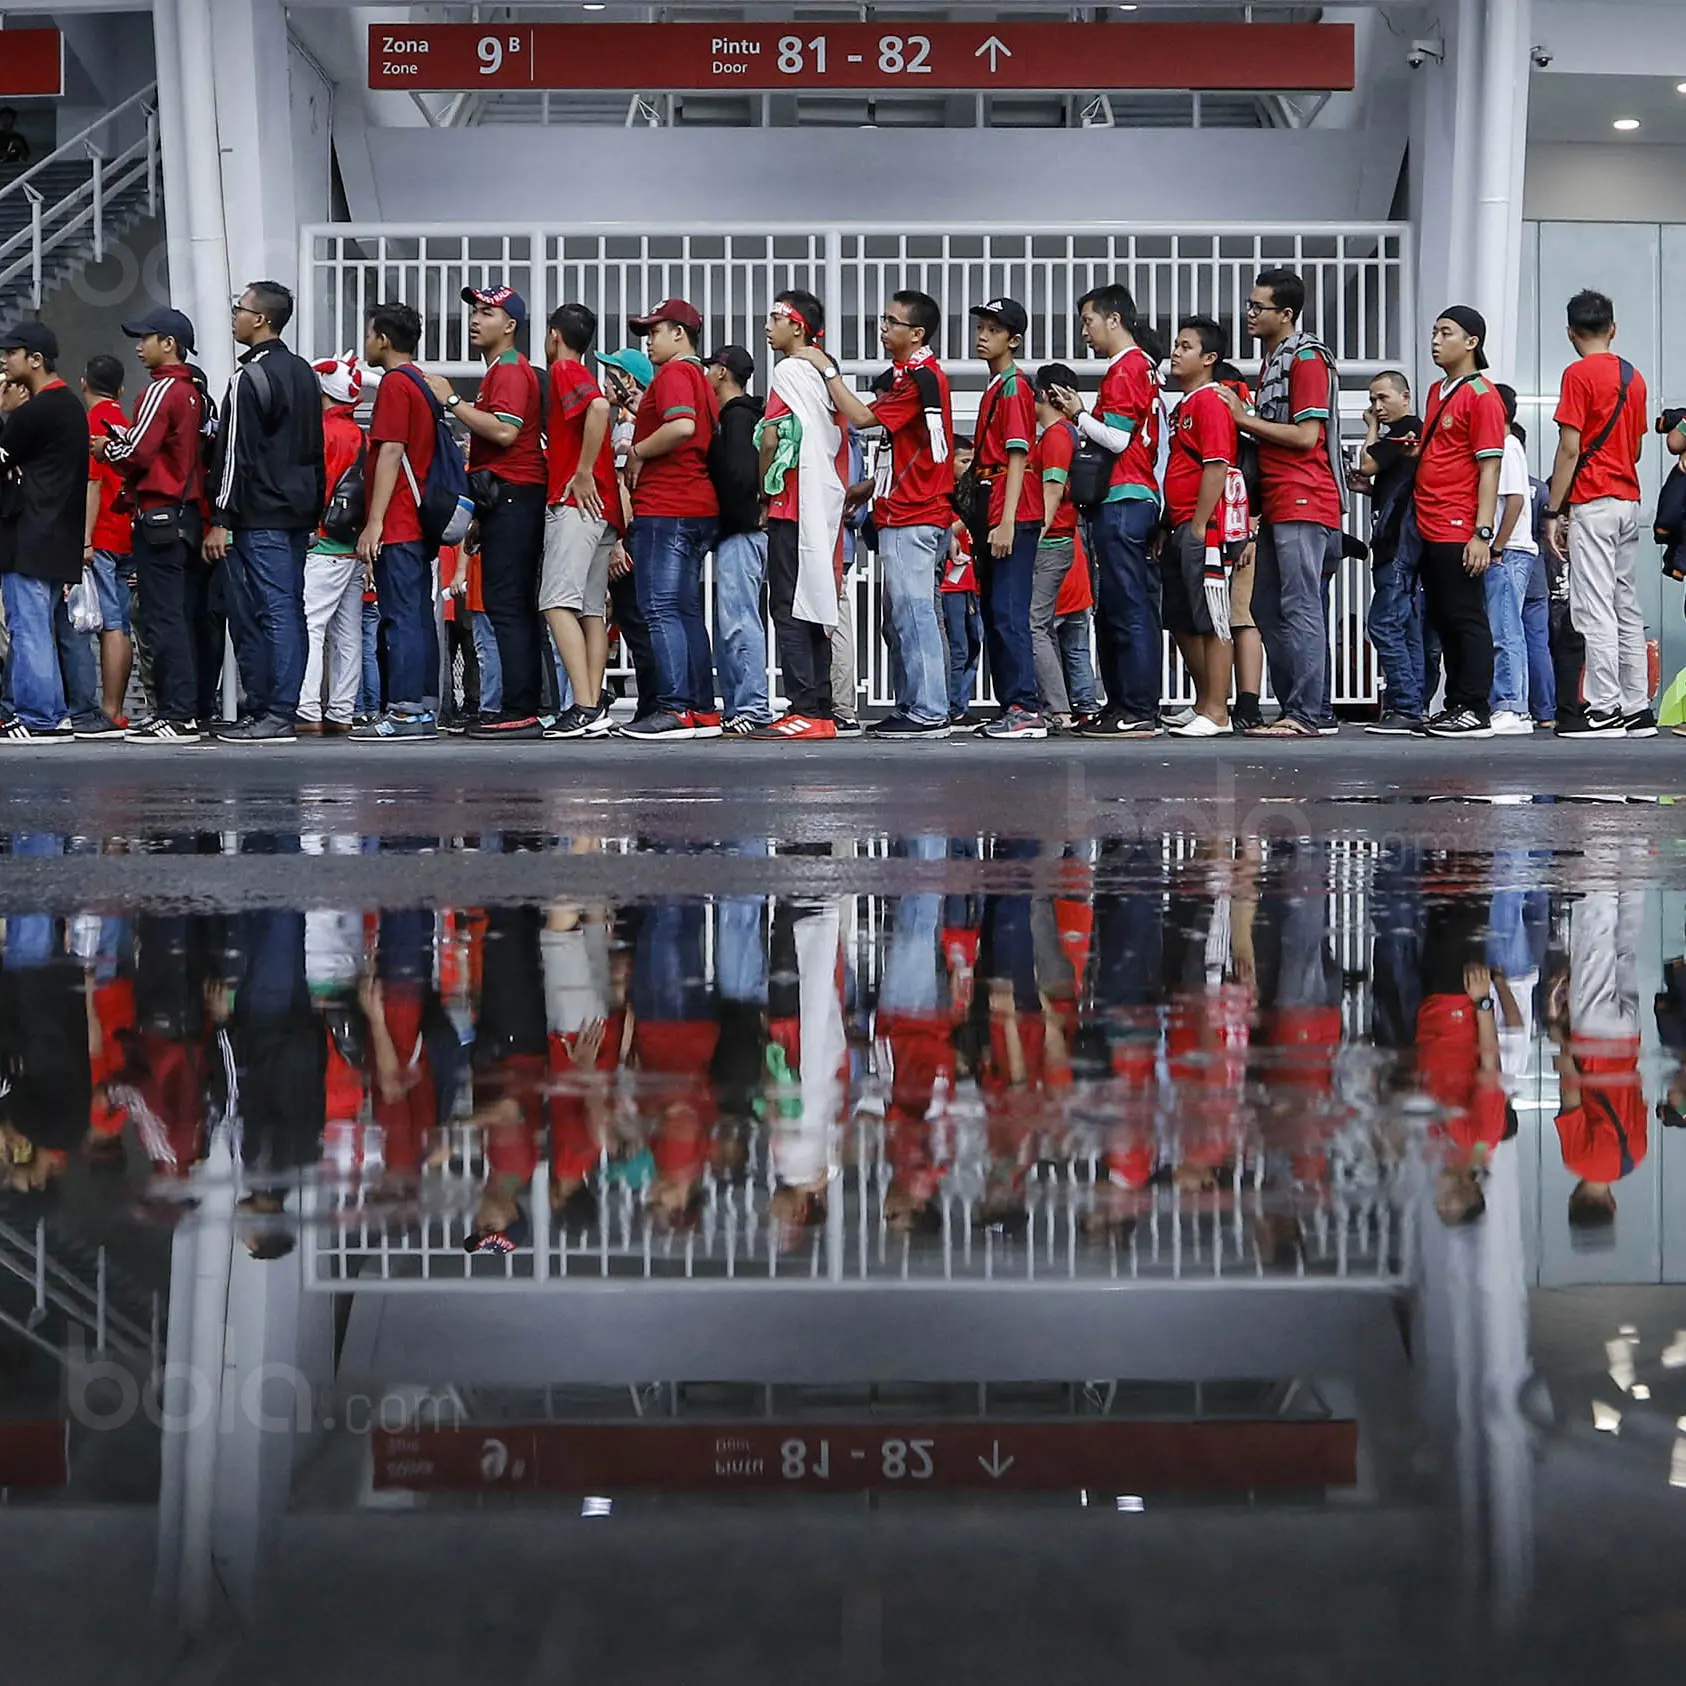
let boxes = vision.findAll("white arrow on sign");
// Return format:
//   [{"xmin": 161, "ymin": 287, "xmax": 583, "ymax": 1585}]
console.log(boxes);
[
  {"xmin": 977, "ymin": 1440, "xmax": 1015, "ymax": 1479},
  {"xmin": 974, "ymin": 35, "xmax": 1012, "ymax": 73}
]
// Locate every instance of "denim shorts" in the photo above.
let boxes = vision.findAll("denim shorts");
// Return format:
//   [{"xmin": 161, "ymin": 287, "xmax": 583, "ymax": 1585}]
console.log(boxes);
[{"xmin": 91, "ymin": 549, "xmax": 133, "ymax": 635}]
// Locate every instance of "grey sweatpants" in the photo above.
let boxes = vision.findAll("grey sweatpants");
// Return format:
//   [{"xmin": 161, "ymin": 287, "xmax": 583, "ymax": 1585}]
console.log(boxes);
[
  {"xmin": 1030, "ymin": 536, "xmax": 1075, "ymax": 715},
  {"xmin": 1566, "ymin": 497, "xmax": 1647, "ymax": 717}
]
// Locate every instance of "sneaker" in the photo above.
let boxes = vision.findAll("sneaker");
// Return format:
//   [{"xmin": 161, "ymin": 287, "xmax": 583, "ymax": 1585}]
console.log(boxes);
[
  {"xmin": 441, "ymin": 715, "xmax": 473, "ymax": 737},
  {"xmin": 583, "ymin": 708, "xmax": 616, "ymax": 737},
  {"xmin": 1365, "ymin": 712, "xmax": 1424, "ymax": 736},
  {"xmin": 125, "ymin": 717, "xmax": 200, "ymax": 745},
  {"xmin": 72, "ymin": 715, "xmax": 126, "ymax": 741},
  {"xmin": 749, "ymin": 713, "xmax": 839, "ymax": 742},
  {"xmin": 616, "ymin": 709, "xmax": 696, "ymax": 743},
  {"xmin": 1161, "ymin": 707, "xmax": 1196, "ymax": 729},
  {"xmin": 1622, "ymin": 708, "xmax": 1659, "ymax": 740},
  {"xmin": 1489, "ymin": 710, "xmax": 1534, "ymax": 737},
  {"xmin": 216, "ymin": 716, "xmax": 299, "ymax": 745},
  {"xmin": 542, "ymin": 706, "xmax": 598, "ymax": 741},
  {"xmin": 687, "ymin": 710, "xmax": 724, "ymax": 740},
  {"xmin": 723, "ymin": 714, "xmax": 769, "ymax": 737},
  {"xmin": 467, "ymin": 714, "xmax": 544, "ymax": 741},
  {"xmin": 350, "ymin": 711, "xmax": 439, "ymax": 742},
  {"xmin": 1169, "ymin": 713, "xmax": 1229, "ymax": 738},
  {"xmin": 982, "ymin": 706, "xmax": 1048, "ymax": 740},
  {"xmin": 0, "ymin": 718, "xmax": 74, "ymax": 747},
  {"xmin": 1556, "ymin": 710, "xmax": 1627, "ymax": 738},
  {"xmin": 833, "ymin": 715, "xmax": 864, "ymax": 737},
  {"xmin": 1075, "ymin": 712, "xmax": 1161, "ymax": 739},
  {"xmin": 949, "ymin": 711, "xmax": 983, "ymax": 729},
  {"xmin": 1314, "ymin": 717, "xmax": 1342, "ymax": 736},
  {"xmin": 1424, "ymin": 708, "xmax": 1494, "ymax": 739},
  {"xmin": 871, "ymin": 714, "xmax": 951, "ymax": 739}
]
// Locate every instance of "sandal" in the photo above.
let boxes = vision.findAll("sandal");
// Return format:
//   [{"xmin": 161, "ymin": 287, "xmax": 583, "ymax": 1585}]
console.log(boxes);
[{"xmin": 1242, "ymin": 718, "xmax": 1318, "ymax": 738}]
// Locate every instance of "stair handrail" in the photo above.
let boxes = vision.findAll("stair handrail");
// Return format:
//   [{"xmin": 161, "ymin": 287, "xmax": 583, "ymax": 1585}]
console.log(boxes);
[{"xmin": 0, "ymin": 81, "xmax": 159, "ymax": 212}]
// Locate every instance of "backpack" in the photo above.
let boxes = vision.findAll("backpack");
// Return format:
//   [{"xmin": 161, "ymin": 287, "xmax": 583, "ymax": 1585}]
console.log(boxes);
[
  {"xmin": 390, "ymin": 363, "xmax": 473, "ymax": 554},
  {"xmin": 320, "ymin": 436, "xmax": 368, "ymax": 546},
  {"xmin": 1656, "ymin": 463, "xmax": 1686, "ymax": 581}
]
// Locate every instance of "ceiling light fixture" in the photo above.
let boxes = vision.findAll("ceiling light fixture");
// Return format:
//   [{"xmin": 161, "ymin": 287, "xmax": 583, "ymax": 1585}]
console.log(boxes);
[
  {"xmin": 1677, "ymin": 82, "xmax": 1686, "ymax": 95},
  {"xmin": 1612, "ymin": 117, "xmax": 1641, "ymax": 132}
]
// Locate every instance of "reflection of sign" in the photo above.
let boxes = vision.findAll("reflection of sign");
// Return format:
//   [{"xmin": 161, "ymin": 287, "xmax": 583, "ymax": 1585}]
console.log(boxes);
[
  {"xmin": 0, "ymin": 29, "xmax": 65, "ymax": 99},
  {"xmin": 0, "ymin": 1420, "xmax": 69, "ymax": 1488},
  {"xmin": 368, "ymin": 23, "xmax": 1355, "ymax": 94},
  {"xmin": 373, "ymin": 1420, "xmax": 1356, "ymax": 1494}
]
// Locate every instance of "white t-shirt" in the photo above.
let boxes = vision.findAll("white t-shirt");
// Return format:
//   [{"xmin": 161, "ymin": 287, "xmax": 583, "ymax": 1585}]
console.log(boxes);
[{"xmin": 1497, "ymin": 434, "xmax": 1538, "ymax": 555}]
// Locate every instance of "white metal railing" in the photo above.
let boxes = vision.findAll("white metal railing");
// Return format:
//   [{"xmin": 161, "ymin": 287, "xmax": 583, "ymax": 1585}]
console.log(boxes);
[
  {"xmin": 303, "ymin": 220, "xmax": 1412, "ymax": 708},
  {"xmin": 0, "ymin": 1217, "xmax": 155, "ymax": 1360},
  {"xmin": 0, "ymin": 83, "xmax": 160, "ymax": 309}
]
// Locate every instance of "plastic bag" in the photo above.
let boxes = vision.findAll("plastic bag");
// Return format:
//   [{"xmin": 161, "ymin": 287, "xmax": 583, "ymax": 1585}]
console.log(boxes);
[{"xmin": 67, "ymin": 566, "xmax": 104, "ymax": 635}]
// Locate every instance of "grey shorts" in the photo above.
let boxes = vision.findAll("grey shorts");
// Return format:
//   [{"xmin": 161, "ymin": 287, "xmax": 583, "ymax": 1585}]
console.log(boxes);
[
  {"xmin": 1164, "ymin": 523, "xmax": 1222, "ymax": 638},
  {"xmin": 540, "ymin": 505, "xmax": 616, "ymax": 616}
]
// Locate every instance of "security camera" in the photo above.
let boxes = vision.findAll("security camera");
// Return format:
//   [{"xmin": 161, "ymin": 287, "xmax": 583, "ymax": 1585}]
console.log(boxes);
[
  {"xmin": 1407, "ymin": 38, "xmax": 1445, "ymax": 69},
  {"xmin": 1530, "ymin": 44, "xmax": 1554, "ymax": 69}
]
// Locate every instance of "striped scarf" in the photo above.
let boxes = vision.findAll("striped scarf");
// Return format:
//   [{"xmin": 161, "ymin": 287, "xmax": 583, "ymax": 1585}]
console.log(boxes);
[{"xmin": 1257, "ymin": 329, "xmax": 1348, "ymax": 515}]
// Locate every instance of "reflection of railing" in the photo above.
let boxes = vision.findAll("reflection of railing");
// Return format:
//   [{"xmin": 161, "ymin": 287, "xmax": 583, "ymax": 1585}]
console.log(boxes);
[
  {"xmin": 0, "ymin": 1217, "xmax": 156, "ymax": 1360},
  {"xmin": 0, "ymin": 85, "xmax": 160, "ymax": 312}
]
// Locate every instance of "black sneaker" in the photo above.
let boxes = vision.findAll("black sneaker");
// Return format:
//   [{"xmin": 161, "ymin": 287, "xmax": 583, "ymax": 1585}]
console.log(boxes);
[
  {"xmin": 0, "ymin": 718, "xmax": 74, "ymax": 747},
  {"xmin": 722, "ymin": 714, "xmax": 766, "ymax": 737},
  {"xmin": 543, "ymin": 706, "xmax": 597, "ymax": 740},
  {"xmin": 871, "ymin": 714, "xmax": 951, "ymax": 739},
  {"xmin": 125, "ymin": 717, "xmax": 200, "ymax": 745},
  {"xmin": 615, "ymin": 709, "xmax": 695, "ymax": 743},
  {"xmin": 216, "ymin": 716, "xmax": 298, "ymax": 745},
  {"xmin": 833, "ymin": 716, "xmax": 864, "ymax": 737},
  {"xmin": 1076, "ymin": 712, "xmax": 1160, "ymax": 739},
  {"xmin": 1424, "ymin": 708, "xmax": 1494, "ymax": 739},
  {"xmin": 72, "ymin": 715, "xmax": 126, "ymax": 741},
  {"xmin": 949, "ymin": 711, "xmax": 983, "ymax": 729},
  {"xmin": 467, "ymin": 713, "xmax": 544, "ymax": 741},
  {"xmin": 1622, "ymin": 708, "xmax": 1658, "ymax": 740},
  {"xmin": 1365, "ymin": 711, "xmax": 1423, "ymax": 736},
  {"xmin": 1314, "ymin": 717, "xmax": 1342, "ymax": 737},
  {"xmin": 1557, "ymin": 710, "xmax": 1627, "ymax": 738}
]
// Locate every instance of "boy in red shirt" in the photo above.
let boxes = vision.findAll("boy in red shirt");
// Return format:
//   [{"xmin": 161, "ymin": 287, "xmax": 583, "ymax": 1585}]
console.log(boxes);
[
  {"xmin": 1543, "ymin": 289, "xmax": 1653, "ymax": 736},
  {"xmin": 298, "ymin": 353, "xmax": 366, "ymax": 735},
  {"xmin": 1030, "ymin": 365, "xmax": 1083, "ymax": 728},
  {"xmin": 539, "ymin": 301, "xmax": 620, "ymax": 740},
  {"xmin": 940, "ymin": 437, "xmax": 983, "ymax": 724},
  {"xmin": 1412, "ymin": 305, "xmax": 1507, "ymax": 738},
  {"xmin": 354, "ymin": 301, "xmax": 440, "ymax": 740},
  {"xmin": 80, "ymin": 354, "xmax": 134, "ymax": 725},
  {"xmin": 966, "ymin": 298, "xmax": 1045, "ymax": 739},
  {"xmin": 1163, "ymin": 316, "xmax": 1240, "ymax": 737},
  {"xmin": 619, "ymin": 298, "xmax": 720, "ymax": 743}
]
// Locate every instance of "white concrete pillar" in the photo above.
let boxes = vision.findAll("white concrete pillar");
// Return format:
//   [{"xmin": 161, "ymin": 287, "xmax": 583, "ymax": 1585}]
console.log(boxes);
[
  {"xmin": 174, "ymin": 0, "xmax": 235, "ymax": 398},
  {"xmin": 1472, "ymin": 0, "xmax": 1533, "ymax": 378},
  {"xmin": 149, "ymin": 0, "xmax": 192, "ymax": 310}
]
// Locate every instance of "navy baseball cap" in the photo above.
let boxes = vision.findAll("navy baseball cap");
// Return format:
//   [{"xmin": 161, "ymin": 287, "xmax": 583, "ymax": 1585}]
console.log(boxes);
[
  {"xmin": 462, "ymin": 285, "xmax": 527, "ymax": 326},
  {"xmin": 0, "ymin": 321, "xmax": 58, "ymax": 360},
  {"xmin": 120, "ymin": 307, "xmax": 196, "ymax": 353}
]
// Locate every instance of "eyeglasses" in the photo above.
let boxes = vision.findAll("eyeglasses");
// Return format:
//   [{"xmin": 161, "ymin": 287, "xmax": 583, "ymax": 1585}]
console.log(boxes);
[
  {"xmin": 1243, "ymin": 300, "xmax": 1285, "ymax": 317},
  {"xmin": 880, "ymin": 314, "xmax": 916, "ymax": 330},
  {"xmin": 230, "ymin": 297, "xmax": 263, "ymax": 319}
]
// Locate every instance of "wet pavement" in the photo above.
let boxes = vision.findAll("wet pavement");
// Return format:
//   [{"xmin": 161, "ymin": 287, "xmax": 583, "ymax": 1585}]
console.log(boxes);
[{"xmin": 3, "ymin": 743, "xmax": 1686, "ymax": 1683}]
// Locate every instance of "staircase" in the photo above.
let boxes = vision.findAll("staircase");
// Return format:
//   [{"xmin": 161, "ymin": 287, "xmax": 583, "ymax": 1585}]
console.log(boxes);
[{"xmin": 0, "ymin": 84, "xmax": 159, "ymax": 327}]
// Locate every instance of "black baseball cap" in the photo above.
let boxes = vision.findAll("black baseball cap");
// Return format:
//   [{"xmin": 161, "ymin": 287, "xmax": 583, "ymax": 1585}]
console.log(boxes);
[
  {"xmin": 120, "ymin": 307, "xmax": 197, "ymax": 354},
  {"xmin": 705, "ymin": 345, "xmax": 755, "ymax": 386},
  {"xmin": 0, "ymin": 321, "xmax": 58, "ymax": 360},
  {"xmin": 971, "ymin": 297, "xmax": 1029, "ymax": 338}
]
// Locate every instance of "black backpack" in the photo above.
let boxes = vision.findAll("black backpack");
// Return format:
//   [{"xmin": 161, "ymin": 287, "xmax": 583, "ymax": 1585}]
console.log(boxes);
[
  {"xmin": 390, "ymin": 363, "xmax": 473, "ymax": 555},
  {"xmin": 319, "ymin": 436, "xmax": 368, "ymax": 546},
  {"xmin": 1655, "ymin": 462, "xmax": 1686, "ymax": 581}
]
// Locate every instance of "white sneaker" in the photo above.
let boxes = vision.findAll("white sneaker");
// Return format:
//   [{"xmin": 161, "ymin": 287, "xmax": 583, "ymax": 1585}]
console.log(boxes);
[
  {"xmin": 1490, "ymin": 710, "xmax": 1533, "ymax": 737},
  {"xmin": 1162, "ymin": 707, "xmax": 1196, "ymax": 729},
  {"xmin": 1169, "ymin": 714, "xmax": 1229, "ymax": 738}
]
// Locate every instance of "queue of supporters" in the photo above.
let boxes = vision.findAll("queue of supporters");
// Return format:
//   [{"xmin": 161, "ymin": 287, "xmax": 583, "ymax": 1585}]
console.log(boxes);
[{"xmin": 2, "ymin": 269, "xmax": 1682, "ymax": 746}]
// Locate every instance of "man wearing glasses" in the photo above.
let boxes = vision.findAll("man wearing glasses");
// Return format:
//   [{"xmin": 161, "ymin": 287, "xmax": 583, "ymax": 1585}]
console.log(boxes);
[
  {"xmin": 801, "ymin": 291, "xmax": 954, "ymax": 738},
  {"xmin": 205, "ymin": 281, "xmax": 327, "ymax": 744},
  {"xmin": 1218, "ymin": 267, "xmax": 1346, "ymax": 738}
]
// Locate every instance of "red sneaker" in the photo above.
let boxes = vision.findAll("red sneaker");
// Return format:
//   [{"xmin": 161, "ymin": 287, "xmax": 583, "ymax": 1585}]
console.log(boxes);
[
  {"xmin": 750, "ymin": 714, "xmax": 838, "ymax": 741},
  {"xmin": 687, "ymin": 710, "xmax": 724, "ymax": 740}
]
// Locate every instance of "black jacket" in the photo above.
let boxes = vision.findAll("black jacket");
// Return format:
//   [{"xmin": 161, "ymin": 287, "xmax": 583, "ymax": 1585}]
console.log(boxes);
[
  {"xmin": 708, "ymin": 392, "xmax": 765, "ymax": 538},
  {"xmin": 0, "ymin": 382, "xmax": 90, "ymax": 586},
  {"xmin": 211, "ymin": 339, "xmax": 327, "ymax": 531}
]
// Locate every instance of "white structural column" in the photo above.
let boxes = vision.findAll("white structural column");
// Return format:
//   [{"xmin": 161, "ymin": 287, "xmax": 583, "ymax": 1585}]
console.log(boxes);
[
  {"xmin": 149, "ymin": 0, "xmax": 192, "ymax": 329},
  {"xmin": 1472, "ymin": 0, "xmax": 1533, "ymax": 378}
]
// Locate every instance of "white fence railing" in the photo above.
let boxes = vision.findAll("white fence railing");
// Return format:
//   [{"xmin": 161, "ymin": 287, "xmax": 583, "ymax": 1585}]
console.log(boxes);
[{"xmin": 302, "ymin": 221, "xmax": 1413, "ymax": 708}]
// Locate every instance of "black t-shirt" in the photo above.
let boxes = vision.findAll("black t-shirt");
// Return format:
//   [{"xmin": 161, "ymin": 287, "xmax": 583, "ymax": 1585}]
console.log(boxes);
[
  {"xmin": 0, "ymin": 381, "xmax": 91, "ymax": 585},
  {"xmin": 1367, "ymin": 414, "xmax": 1422, "ymax": 553}
]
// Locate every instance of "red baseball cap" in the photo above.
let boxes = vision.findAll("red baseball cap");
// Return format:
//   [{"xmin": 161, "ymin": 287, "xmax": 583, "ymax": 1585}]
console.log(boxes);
[{"xmin": 629, "ymin": 298, "xmax": 703, "ymax": 335}]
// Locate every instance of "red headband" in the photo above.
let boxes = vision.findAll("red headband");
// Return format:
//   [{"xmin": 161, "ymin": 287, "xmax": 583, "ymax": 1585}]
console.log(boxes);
[{"xmin": 772, "ymin": 301, "xmax": 821, "ymax": 342}]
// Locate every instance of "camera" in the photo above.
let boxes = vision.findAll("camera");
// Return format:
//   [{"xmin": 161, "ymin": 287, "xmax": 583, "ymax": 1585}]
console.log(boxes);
[
  {"xmin": 1656, "ymin": 407, "xmax": 1686, "ymax": 436},
  {"xmin": 1407, "ymin": 38, "xmax": 1445, "ymax": 69},
  {"xmin": 1530, "ymin": 45, "xmax": 1554, "ymax": 69}
]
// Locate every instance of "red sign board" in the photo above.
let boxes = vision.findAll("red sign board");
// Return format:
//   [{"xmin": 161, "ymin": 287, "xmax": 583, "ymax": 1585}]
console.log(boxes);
[
  {"xmin": 0, "ymin": 1420, "xmax": 69, "ymax": 1488},
  {"xmin": 373, "ymin": 1419, "xmax": 1356, "ymax": 1496},
  {"xmin": 369, "ymin": 22, "xmax": 1354, "ymax": 95},
  {"xmin": 0, "ymin": 29, "xmax": 65, "ymax": 99}
]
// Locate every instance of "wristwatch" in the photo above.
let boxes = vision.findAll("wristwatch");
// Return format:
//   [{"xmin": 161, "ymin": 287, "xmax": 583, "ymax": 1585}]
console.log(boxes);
[
  {"xmin": 1474, "ymin": 525, "xmax": 1495, "ymax": 542},
  {"xmin": 819, "ymin": 361, "xmax": 841, "ymax": 382},
  {"xmin": 445, "ymin": 392, "xmax": 462, "ymax": 410},
  {"xmin": 1475, "ymin": 997, "xmax": 1494, "ymax": 1013}
]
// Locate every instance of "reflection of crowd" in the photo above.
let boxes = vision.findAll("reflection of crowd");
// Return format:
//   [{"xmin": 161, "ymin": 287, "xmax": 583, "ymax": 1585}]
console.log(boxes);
[{"xmin": 0, "ymin": 834, "xmax": 1668, "ymax": 1262}]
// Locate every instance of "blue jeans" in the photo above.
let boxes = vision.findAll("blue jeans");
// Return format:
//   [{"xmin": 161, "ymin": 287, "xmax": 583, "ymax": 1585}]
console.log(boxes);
[
  {"xmin": 1485, "ymin": 547, "xmax": 1532, "ymax": 715},
  {"xmin": 1366, "ymin": 551, "xmax": 1428, "ymax": 718},
  {"xmin": 54, "ymin": 591, "xmax": 103, "ymax": 726},
  {"xmin": 878, "ymin": 524, "xmax": 953, "ymax": 726},
  {"xmin": 472, "ymin": 609, "xmax": 503, "ymax": 715},
  {"xmin": 941, "ymin": 589, "xmax": 982, "ymax": 717},
  {"xmin": 1255, "ymin": 521, "xmax": 1336, "ymax": 727},
  {"xmin": 1056, "ymin": 612, "xmax": 1099, "ymax": 713},
  {"xmin": 632, "ymin": 515, "xmax": 717, "ymax": 716},
  {"xmin": 632, "ymin": 899, "xmax": 710, "ymax": 1024},
  {"xmin": 1091, "ymin": 497, "xmax": 1161, "ymax": 722},
  {"xmin": 225, "ymin": 528, "xmax": 309, "ymax": 720},
  {"xmin": 91, "ymin": 550, "xmax": 133, "ymax": 635},
  {"xmin": 1522, "ymin": 551, "xmax": 1555, "ymax": 722},
  {"xmin": 977, "ymin": 521, "xmax": 1041, "ymax": 713},
  {"xmin": 374, "ymin": 541, "xmax": 439, "ymax": 715},
  {"xmin": 1, "ymin": 574, "xmax": 67, "ymax": 729},
  {"xmin": 360, "ymin": 596, "xmax": 381, "ymax": 716},
  {"xmin": 713, "ymin": 530, "xmax": 770, "ymax": 722}
]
